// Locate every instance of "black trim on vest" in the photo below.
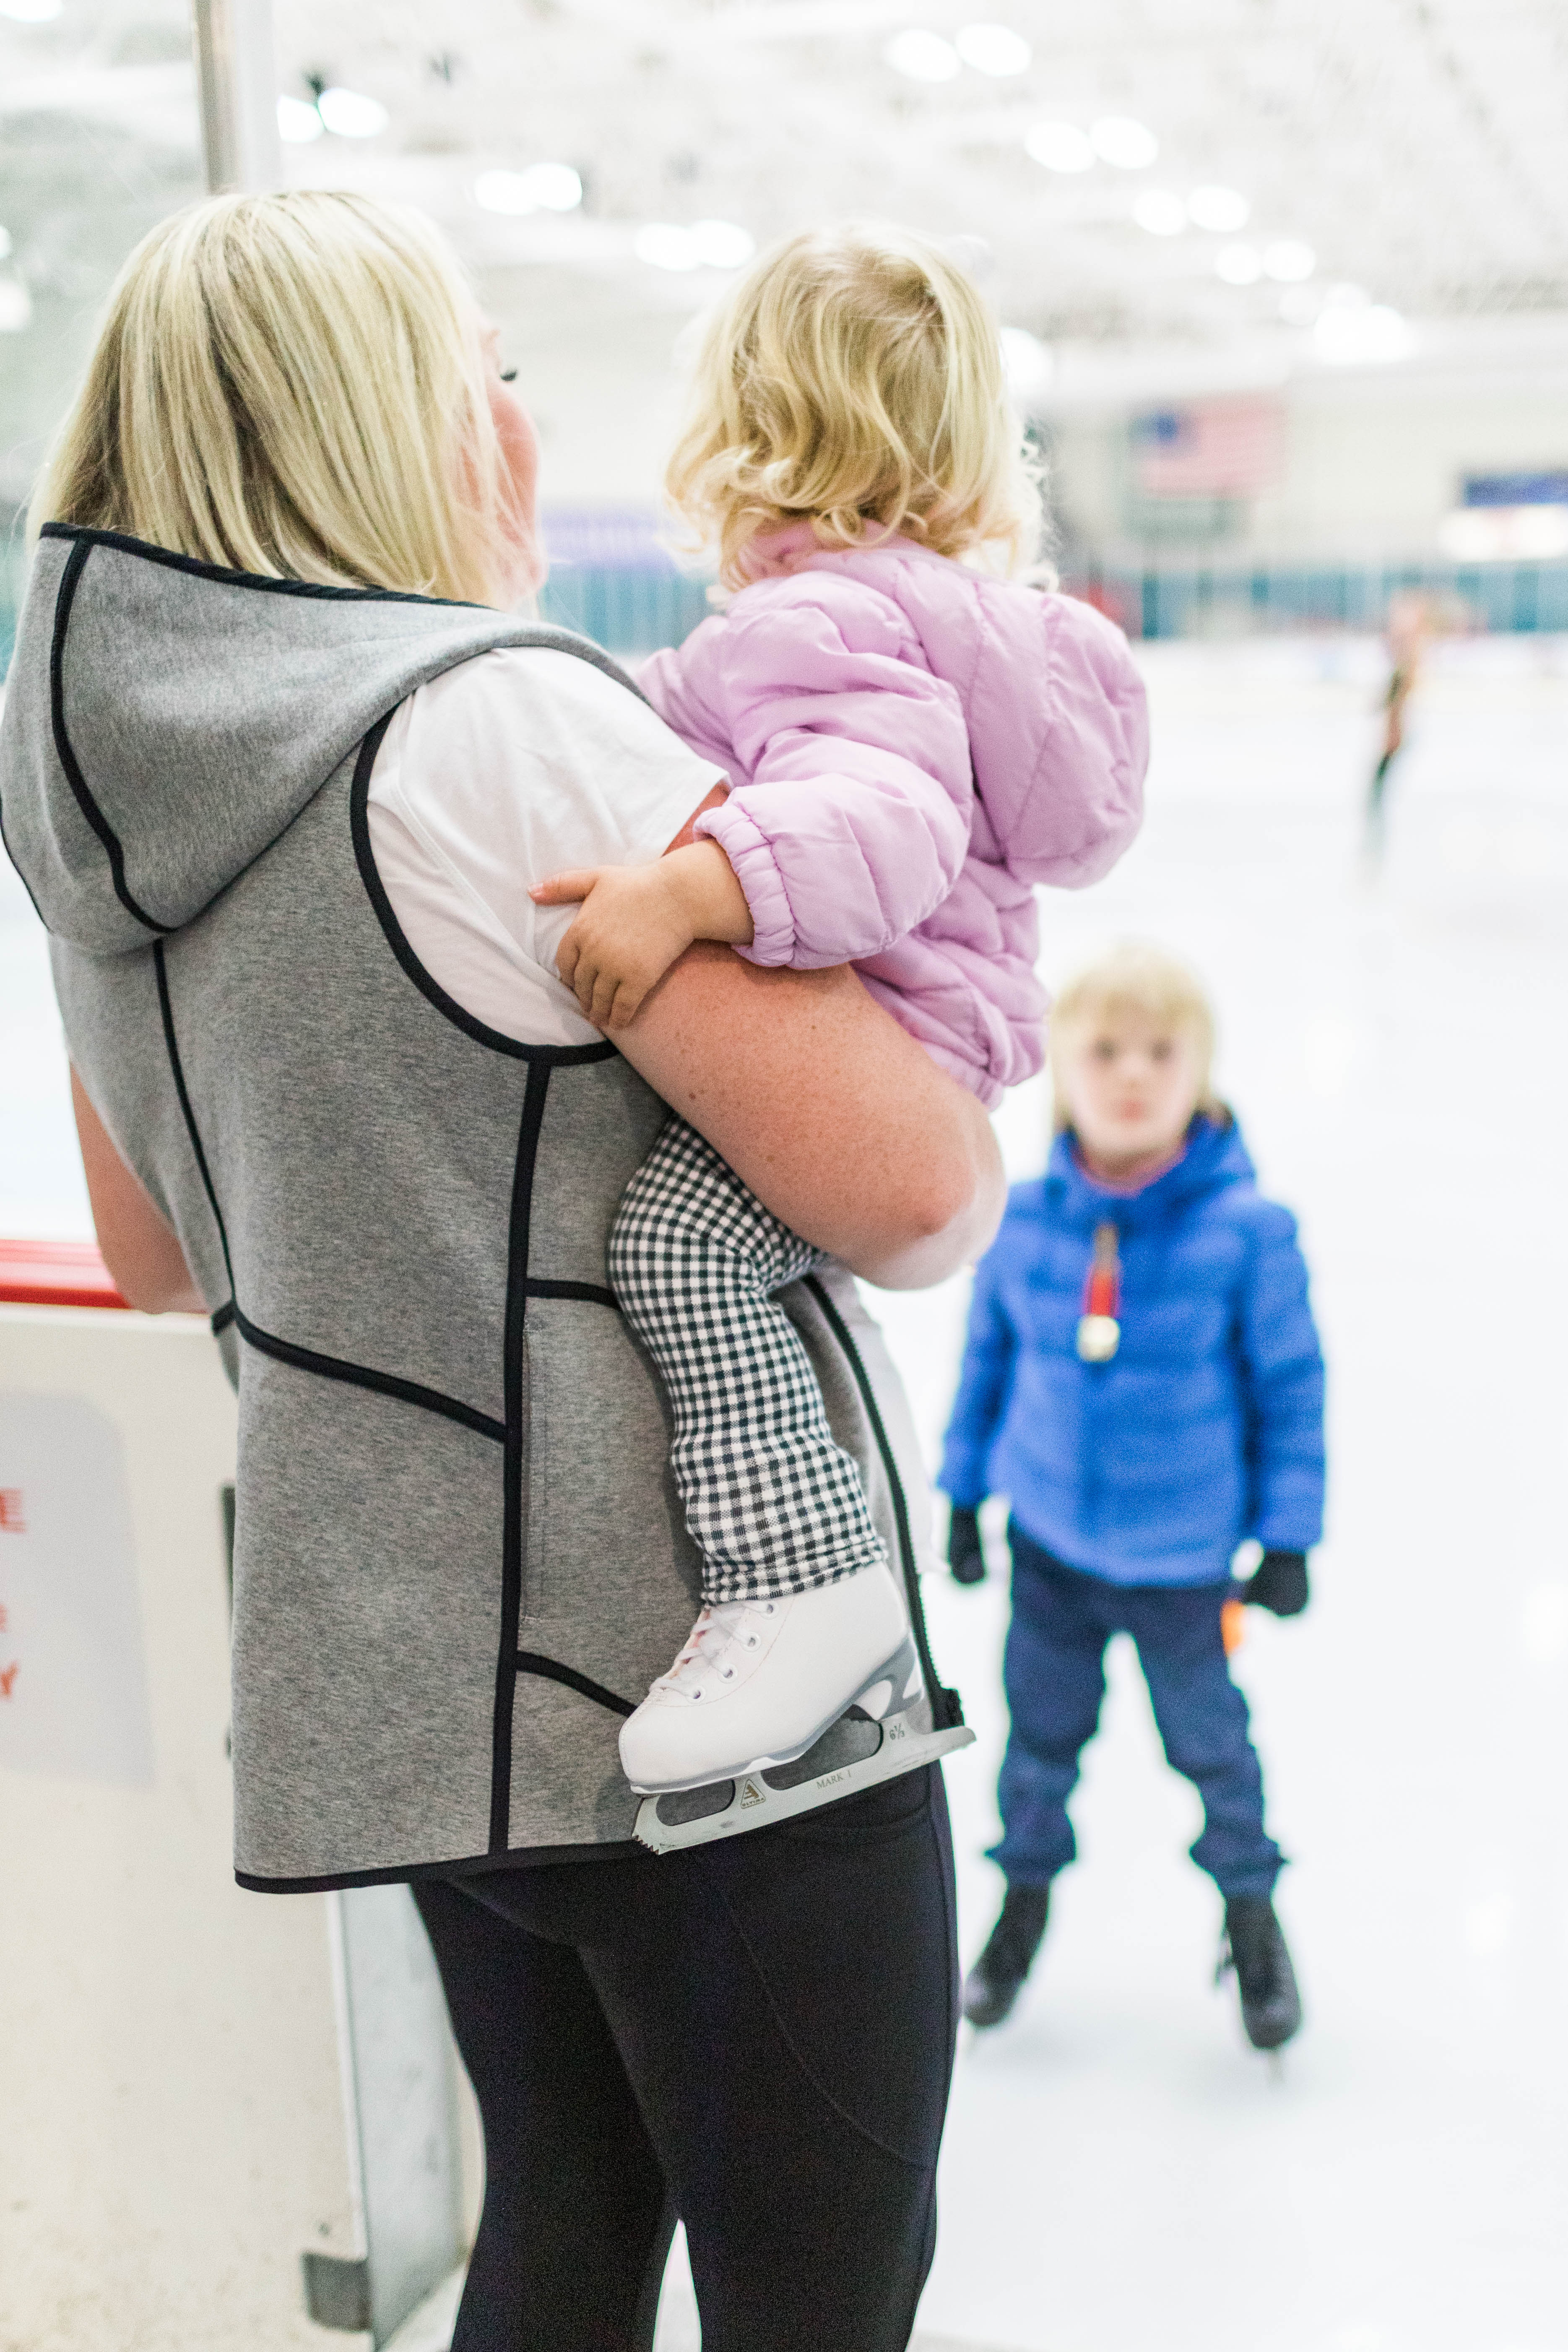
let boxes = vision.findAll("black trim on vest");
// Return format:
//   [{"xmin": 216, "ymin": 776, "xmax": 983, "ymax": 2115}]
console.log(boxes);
[
  {"xmin": 491, "ymin": 1064, "xmax": 553, "ymax": 1850},
  {"xmin": 51, "ymin": 539, "xmax": 172, "ymax": 936},
  {"xmin": 525, "ymin": 1278, "xmax": 619, "ymax": 1308},
  {"xmin": 231, "ymin": 1310, "xmax": 506, "ymax": 1445},
  {"xmin": 154, "ymin": 941, "xmax": 236, "ymax": 1290},
  {"xmin": 39, "ymin": 521, "xmax": 488, "ymax": 609},
  {"xmin": 516, "ymin": 1650, "xmax": 636, "ymax": 1718},
  {"xmin": 348, "ymin": 720, "xmax": 619, "ymax": 1068},
  {"xmin": 38, "ymin": 526, "xmax": 649, "ymax": 690},
  {"xmin": 156, "ymin": 940, "xmax": 506, "ymax": 1445},
  {"xmin": 802, "ymin": 1275, "xmax": 965, "ymax": 1734},
  {"xmin": 235, "ymin": 1832, "xmax": 644, "ymax": 1896}
]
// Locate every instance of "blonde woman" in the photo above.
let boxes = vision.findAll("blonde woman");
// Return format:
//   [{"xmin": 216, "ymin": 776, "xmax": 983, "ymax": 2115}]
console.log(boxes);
[
  {"xmin": 531, "ymin": 226, "xmax": 1150, "ymax": 1799},
  {"xmin": 0, "ymin": 193, "xmax": 1006, "ymax": 2349}
]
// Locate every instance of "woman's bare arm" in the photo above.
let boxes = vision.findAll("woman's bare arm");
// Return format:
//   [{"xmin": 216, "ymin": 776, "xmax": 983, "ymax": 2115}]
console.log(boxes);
[
  {"xmin": 571, "ymin": 783, "xmax": 1004, "ymax": 1289},
  {"xmin": 616, "ymin": 948, "xmax": 1003, "ymax": 1288},
  {"xmin": 70, "ymin": 1070, "xmax": 205, "ymax": 1314}
]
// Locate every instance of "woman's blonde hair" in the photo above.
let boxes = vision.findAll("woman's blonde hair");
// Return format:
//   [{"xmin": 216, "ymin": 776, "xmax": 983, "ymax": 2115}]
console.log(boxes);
[
  {"xmin": 666, "ymin": 224, "xmax": 1042, "ymax": 587},
  {"xmin": 31, "ymin": 190, "xmax": 533, "ymax": 606},
  {"xmin": 1049, "ymin": 942, "xmax": 1225, "ymax": 1131}
]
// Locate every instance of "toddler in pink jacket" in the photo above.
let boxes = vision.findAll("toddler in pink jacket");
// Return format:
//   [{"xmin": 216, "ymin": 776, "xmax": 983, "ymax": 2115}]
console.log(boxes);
[{"xmin": 535, "ymin": 225, "xmax": 1148, "ymax": 1813}]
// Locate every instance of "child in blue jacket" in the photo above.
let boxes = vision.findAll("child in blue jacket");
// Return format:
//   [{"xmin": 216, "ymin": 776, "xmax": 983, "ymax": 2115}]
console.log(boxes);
[{"xmin": 940, "ymin": 942, "xmax": 1325, "ymax": 2050}]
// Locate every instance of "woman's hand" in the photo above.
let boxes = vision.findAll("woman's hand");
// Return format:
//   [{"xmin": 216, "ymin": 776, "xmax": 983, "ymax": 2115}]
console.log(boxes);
[{"xmin": 532, "ymin": 842, "xmax": 754, "ymax": 1030}]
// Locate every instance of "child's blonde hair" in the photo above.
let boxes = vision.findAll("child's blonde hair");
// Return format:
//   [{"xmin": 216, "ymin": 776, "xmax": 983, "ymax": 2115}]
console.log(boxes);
[
  {"xmin": 1049, "ymin": 942, "xmax": 1225, "ymax": 1131},
  {"xmin": 666, "ymin": 223, "xmax": 1042, "ymax": 588},
  {"xmin": 31, "ymin": 190, "xmax": 530, "ymax": 607}
]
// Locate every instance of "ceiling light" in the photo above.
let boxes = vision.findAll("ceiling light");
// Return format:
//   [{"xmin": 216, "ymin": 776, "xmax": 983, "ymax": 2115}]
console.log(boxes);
[
  {"xmin": 475, "ymin": 163, "xmax": 583, "ymax": 215},
  {"xmin": 884, "ymin": 29, "xmax": 961, "ymax": 81},
  {"xmin": 1264, "ymin": 239, "xmax": 1315, "ymax": 282},
  {"xmin": 0, "ymin": 228, "xmax": 11, "ymax": 261},
  {"xmin": 523, "ymin": 162, "xmax": 583, "ymax": 213},
  {"xmin": 1313, "ymin": 303, "xmax": 1411, "ymax": 366},
  {"xmin": 1091, "ymin": 116, "xmax": 1157, "ymax": 169},
  {"xmin": 316, "ymin": 86, "xmax": 388, "ymax": 138},
  {"xmin": 1187, "ymin": 184, "xmax": 1249, "ymax": 233},
  {"xmin": 0, "ymin": 279, "xmax": 32, "ymax": 332},
  {"xmin": 1025, "ymin": 121, "xmax": 1094, "ymax": 172},
  {"xmin": 1215, "ymin": 243, "xmax": 1261, "ymax": 285},
  {"xmin": 1000, "ymin": 325, "xmax": 1053, "ymax": 402},
  {"xmin": 688, "ymin": 219, "xmax": 754, "ymax": 269},
  {"xmin": 955, "ymin": 22, "xmax": 1032, "ymax": 75},
  {"xmin": 277, "ymin": 96, "xmax": 323, "ymax": 144},
  {"xmin": 0, "ymin": 0, "xmax": 62, "ymax": 18},
  {"xmin": 636, "ymin": 224, "xmax": 701, "ymax": 271},
  {"xmin": 1277, "ymin": 287, "xmax": 1321, "ymax": 326},
  {"xmin": 1132, "ymin": 190, "xmax": 1186, "ymax": 236}
]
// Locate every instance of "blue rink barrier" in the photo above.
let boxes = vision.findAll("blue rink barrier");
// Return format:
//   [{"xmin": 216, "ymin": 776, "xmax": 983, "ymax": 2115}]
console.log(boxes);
[
  {"xmin": 5, "ymin": 554, "xmax": 1567, "ymax": 672},
  {"xmin": 1071, "ymin": 557, "xmax": 1568, "ymax": 641},
  {"xmin": 538, "ymin": 564, "xmax": 712, "ymax": 657}
]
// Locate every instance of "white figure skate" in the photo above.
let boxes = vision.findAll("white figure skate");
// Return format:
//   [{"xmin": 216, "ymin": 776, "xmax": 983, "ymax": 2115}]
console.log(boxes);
[{"xmin": 624, "ymin": 1563, "xmax": 974, "ymax": 1854}]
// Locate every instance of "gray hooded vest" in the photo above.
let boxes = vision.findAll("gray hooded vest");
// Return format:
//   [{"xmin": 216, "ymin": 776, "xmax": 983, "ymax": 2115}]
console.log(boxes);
[{"xmin": 0, "ymin": 525, "xmax": 948, "ymax": 1891}]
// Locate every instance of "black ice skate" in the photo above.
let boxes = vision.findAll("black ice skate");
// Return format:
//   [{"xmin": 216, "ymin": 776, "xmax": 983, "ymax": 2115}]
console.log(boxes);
[
  {"xmin": 962, "ymin": 1883, "xmax": 1050, "ymax": 2029},
  {"xmin": 1219, "ymin": 1895, "xmax": 1302, "ymax": 2051}
]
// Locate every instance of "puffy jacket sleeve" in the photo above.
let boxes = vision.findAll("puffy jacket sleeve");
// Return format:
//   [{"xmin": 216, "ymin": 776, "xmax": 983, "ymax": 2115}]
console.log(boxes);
[
  {"xmin": 687, "ymin": 578, "xmax": 975, "ymax": 969},
  {"xmin": 970, "ymin": 592, "xmax": 1148, "ymax": 890},
  {"xmin": 938, "ymin": 1246, "xmax": 1018, "ymax": 1509},
  {"xmin": 1237, "ymin": 1205, "xmax": 1326, "ymax": 1549}
]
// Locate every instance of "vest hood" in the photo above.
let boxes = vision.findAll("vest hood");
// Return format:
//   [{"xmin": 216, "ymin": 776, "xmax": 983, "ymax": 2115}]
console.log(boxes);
[
  {"xmin": 0, "ymin": 524, "xmax": 565, "ymax": 957},
  {"xmin": 1043, "ymin": 1111, "xmax": 1256, "ymax": 1232}
]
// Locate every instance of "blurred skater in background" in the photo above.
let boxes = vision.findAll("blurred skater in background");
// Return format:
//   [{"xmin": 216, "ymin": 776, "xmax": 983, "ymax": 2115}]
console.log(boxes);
[
  {"xmin": 1367, "ymin": 589, "xmax": 1430, "ymax": 842},
  {"xmin": 940, "ymin": 944, "xmax": 1325, "ymax": 2051}
]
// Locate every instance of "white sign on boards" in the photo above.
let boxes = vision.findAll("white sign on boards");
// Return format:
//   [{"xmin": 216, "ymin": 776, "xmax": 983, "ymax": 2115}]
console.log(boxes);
[{"xmin": 0, "ymin": 1392, "xmax": 155, "ymax": 1786}]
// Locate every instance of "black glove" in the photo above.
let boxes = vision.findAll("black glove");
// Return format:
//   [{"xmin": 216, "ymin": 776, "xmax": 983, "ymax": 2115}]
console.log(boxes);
[
  {"xmin": 948, "ymin": 1505, "xmax": 987, "ymax": 1585},
  {"xmin": 1246, "ymin": 1548, "xmax": 1309, "ymax": 1617}
]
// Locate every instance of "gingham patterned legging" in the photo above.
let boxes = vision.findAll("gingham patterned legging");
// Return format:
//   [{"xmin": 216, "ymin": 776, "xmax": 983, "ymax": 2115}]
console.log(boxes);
[{"xmin": 608, "ymin": 1115, "xmax": 889, "ymax": 1604}]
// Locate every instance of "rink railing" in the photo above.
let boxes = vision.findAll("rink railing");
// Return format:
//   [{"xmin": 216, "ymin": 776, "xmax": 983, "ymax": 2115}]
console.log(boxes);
[
  {"xmin": 1077, "ymin": 557, "xmax": 1568, "ymax": 642},
  {"xmin": 4, "ymin": 552, "xmax": 1567, "ymax": 671}
]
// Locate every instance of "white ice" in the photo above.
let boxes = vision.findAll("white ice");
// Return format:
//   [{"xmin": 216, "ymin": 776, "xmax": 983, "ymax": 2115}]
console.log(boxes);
[
  {"xmin": 881, "ymin": 632, "xmax": 1568, "ymax": 2352},
  {"xmin": 6, "ymin": 634, "xmax": 1566, "ymax": 2352}
]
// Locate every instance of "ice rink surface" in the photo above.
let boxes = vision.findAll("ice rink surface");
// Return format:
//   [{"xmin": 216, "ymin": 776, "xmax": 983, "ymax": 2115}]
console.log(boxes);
[{"xmin": 5, "ymin": 635, "xmax": 1567, "ymax": 2352}]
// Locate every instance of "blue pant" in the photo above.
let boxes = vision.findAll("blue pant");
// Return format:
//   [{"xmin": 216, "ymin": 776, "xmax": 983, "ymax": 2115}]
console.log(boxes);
[{"xmin": 992, "ymin": 1526, "xmax": 1283, "ymax": 1899}]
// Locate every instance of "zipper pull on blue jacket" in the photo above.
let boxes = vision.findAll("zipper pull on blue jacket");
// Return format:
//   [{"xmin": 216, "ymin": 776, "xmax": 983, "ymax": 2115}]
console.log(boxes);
[{"xmin": 1077, "ymin": 1220, "xmax": 1121, "ymax": 1362}]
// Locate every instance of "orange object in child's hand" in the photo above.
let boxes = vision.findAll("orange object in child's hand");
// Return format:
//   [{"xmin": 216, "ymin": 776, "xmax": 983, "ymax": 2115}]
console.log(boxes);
[{"xmin": 1221, "ymin": 1597, "xmax": 1247, "ymax": 1655}]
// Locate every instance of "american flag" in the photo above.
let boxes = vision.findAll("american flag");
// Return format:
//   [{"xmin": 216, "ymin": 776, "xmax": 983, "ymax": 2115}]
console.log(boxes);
[{"xmin": 1132, "ymin": 399, "xmax": 1285, "ymax": 497}]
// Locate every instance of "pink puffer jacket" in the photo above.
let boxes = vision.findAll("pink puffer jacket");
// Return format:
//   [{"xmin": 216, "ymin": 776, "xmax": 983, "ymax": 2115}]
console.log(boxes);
[{"xmin": 637, "ymin": 528, "xmax": 1148, "ymax": 1106}]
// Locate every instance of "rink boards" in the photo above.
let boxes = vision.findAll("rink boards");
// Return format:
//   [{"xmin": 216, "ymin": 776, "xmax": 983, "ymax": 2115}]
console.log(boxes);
[{"xmin": 0, "ymin": 1297, "xmax": 471, "ymax": 2352}]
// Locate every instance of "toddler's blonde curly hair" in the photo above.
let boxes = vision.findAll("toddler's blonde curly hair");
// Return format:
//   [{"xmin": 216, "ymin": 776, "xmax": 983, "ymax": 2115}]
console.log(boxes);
[{"xmin": 666, "ymin": 224, "xmax": 1042, "ymax": 588}]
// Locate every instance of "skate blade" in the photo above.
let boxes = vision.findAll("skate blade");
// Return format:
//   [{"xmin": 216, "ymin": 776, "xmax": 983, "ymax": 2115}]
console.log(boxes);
[{"xmin": 633, "ymin": 1708, "xmax": 975, "ymax": 1854}]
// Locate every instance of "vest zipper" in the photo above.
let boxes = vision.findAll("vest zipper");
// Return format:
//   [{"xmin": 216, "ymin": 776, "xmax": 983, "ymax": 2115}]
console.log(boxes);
[{"xmin": 802, "ymin": 1275, "xmax": 965, "ymax": 1733}]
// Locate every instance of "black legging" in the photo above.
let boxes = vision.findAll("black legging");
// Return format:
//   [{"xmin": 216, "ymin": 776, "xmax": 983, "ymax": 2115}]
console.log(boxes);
[{"xmin": 414, "ymin": 1766, "xmax": 958, "ymax": 2352}]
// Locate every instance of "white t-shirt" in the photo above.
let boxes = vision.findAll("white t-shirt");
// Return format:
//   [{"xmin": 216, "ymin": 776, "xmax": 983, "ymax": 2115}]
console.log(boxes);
[{"xmin": 367, "ymin": 648, "xmax": 725, "ymax": 1046}]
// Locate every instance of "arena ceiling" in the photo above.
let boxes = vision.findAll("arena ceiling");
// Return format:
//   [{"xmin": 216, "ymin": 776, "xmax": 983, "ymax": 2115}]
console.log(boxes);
[{"xmin": 3, "ymin": 0, "xmax": 1568, "ymax": 497}]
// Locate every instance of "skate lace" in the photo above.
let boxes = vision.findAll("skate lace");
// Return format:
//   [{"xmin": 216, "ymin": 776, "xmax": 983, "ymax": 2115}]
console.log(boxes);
[{"xmin": 652, "ymin": 1600, "xmax": 779, "ymax": 1702}]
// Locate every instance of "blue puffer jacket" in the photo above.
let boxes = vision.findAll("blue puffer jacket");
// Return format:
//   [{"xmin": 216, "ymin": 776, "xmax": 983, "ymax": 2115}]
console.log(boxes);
[{"xmin": 939, "ymin": 1116, "xmax": 1325, "ymax": 1585}]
